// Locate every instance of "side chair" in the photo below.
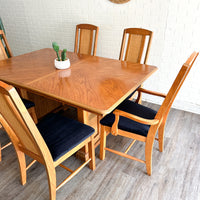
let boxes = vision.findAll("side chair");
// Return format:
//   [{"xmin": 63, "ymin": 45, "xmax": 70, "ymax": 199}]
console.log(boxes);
[
  {"xmin": 0, "ymin": 30, "xmax": 38, "ymax": 162},
  {"xmin": 0, "ymin": 81, "xmax": 96, "ymax": 200},
  {"xmin": 100, "ymin": 52, "xmax": 198, "ymax": 176},
  {"xmin": 74, "ymin": 23, "xmax": 99, "ymax": 56},
  {"xmin": 119, "ymin": 28, "xmax": 153, "ymax": 103},
  {"xmin": 0, "ymin": 29, "xmax": 13, "ymax": 60}
]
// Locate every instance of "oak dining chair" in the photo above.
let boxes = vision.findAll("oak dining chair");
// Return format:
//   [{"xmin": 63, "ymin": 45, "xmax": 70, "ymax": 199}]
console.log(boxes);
[
  {"xmin": 119, "ymin": 28, "xmax": 153, "ymax": 63},
  {"xmin": 0, "ymin": 29, "xmax": 13, "ymax": 60},
  {"xmin": 119, "ymin": 28, "xmax": 153, "ymax": 103},
  {"xmin": 100, "ymin": 52, "xmax": 198, "ymax": 176},
  {"xmin": 74, "ymin": 24, "xmax": 99, "ymax": 56},
  {"xmin": 0, "ymin": 80, "xmax": 96, "ymax": 200},
  {"xmin": 0, "ymin": 30, "xmax": 38, "ymax": 162},
  {"xmin": 0, "ymin": 17, "xmax": 10, "ymax": 57}
]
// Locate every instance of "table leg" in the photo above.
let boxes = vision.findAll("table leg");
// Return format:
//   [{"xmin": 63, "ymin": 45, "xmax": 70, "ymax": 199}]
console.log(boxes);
[
  {"xmin": 76, "ymin": 108, "xmax": 103, "ymax": 160},
  {"xmin": 77, "ymin": 108, "xmax": 89, "ymax": 124}
]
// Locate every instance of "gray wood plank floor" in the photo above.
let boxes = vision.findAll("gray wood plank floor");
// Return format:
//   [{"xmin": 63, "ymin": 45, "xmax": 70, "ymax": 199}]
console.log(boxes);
[{"xmin": 0, "ymin": 103, "xmax": 200, "ymax": 200}]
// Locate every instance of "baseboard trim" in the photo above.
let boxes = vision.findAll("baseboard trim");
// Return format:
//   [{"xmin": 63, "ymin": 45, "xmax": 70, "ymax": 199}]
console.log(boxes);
[{"xmin": 143, "ymin": 98, "xmax": 200, "ymax": 115}]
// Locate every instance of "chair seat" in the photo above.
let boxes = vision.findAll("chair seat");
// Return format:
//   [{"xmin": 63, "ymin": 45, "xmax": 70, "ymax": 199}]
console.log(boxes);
[
  {"xmin": 22, "ymin": 98, "xmax": 35, "ymax": 109},
  {"xmin": 37, "ymin": 113, "xmax": 95, "ymax": 161},
  {"xmin": 100, "ymin": 100, "xmax": 157, "ymax": 137}
]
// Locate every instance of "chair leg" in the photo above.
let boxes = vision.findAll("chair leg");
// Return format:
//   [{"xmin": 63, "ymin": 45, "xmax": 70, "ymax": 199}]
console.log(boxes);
[
  {"xmin": 145, "ymin": 139, "xmax": 155, "ymax": 176},
  {"xmin": 15, "ymin": 150, "xmax": 27, "ymax": 185},
  {"xmin": 135, "ymin": 90, "xmax": 142, "ymax": 104},
  {"xmin": 45, "ymin": 165, "xmax": 56, "ymax": 200},
  {"xmin": 158, "ymin": 122, "xmax": 166, "ymax": 152},
  {"xmin": 88, "ymin": 135, "xmax": 96, "ymax": 170},
  {"xmin": 100, "ymin": 125, "xmax": 106, "ymax": 160}
]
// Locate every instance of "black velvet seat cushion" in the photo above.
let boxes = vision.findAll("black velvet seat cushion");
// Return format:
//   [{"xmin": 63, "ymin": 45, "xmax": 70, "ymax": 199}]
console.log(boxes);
[
  {"xmin": 22, "ymin": 98, "xmax": 35, "ymax": 109},
  {"xmin": 100, "ymin": 100, "xmax": 157, "ymax": 137},
  {"xmin": 37, "ymin": 113, "xmax": 95, "ymax": 161}
]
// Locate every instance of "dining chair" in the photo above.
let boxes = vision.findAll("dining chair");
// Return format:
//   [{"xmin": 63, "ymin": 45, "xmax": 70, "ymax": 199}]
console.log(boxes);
[
  {"xmin": 100, "ymin": 52, "xmax": 198, "ymax": 176},
  {"xmin": 0, "ymin": 30, "xmax": 38, "ymax": 162},
  {"xmin": 119, "ymin": 28, "xmax": 153, "ymax": 103},
  {"xmin": 0, "ymin": 80, "xmax": 96, "ymax": 200},
  {"xmin": 119, "ymin": 28, "xmax": 152, "ymax": 63},
  {"xmin": 0, "ymin": 29, "xmax": 13, "ymax": 60},
  {"xmin": 74, "ymin": 24, "xmax": 99, "ymax": 56}
]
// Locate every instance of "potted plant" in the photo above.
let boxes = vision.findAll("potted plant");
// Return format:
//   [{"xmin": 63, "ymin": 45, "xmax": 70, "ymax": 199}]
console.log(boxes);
[{"xmin": 52, "ymin": 42, "xmax": 70, "ymax": 69}]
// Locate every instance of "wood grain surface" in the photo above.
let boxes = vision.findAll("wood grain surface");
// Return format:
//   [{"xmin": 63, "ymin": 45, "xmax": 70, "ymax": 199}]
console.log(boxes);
[{"xmin": 0, "ymin": 48, "xmax": 157, "ymax": 115}]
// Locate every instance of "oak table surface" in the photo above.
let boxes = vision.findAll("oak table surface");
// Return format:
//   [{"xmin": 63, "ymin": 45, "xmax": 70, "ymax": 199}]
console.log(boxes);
[{"xmin": 0, "ymin": 48, "xmax": 157, "ymax": 115}]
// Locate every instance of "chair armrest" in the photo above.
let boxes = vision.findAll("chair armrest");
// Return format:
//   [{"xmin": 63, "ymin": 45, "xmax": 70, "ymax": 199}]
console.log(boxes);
[
  {"xmin": 137, "ymin": 88, "xmax": 167, "ymax": 98},
  {"xmin": 113, "ymin": 109, "xmax": 159, "ymax": 125},
  {"xmin": 111, "ymin": 109, "xmax": 159, "ymax": 136}
]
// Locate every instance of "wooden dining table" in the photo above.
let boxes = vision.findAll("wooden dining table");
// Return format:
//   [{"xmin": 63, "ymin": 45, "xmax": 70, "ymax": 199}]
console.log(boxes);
[{"xmin": 0, "ymin": 48, "xmax": 157, "ymax": 158}]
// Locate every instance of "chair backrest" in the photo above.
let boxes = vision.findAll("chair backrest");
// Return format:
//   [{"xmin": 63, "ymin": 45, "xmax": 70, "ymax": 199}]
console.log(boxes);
[
  {"xmin": 74, "ymin": 24, "xmax": 99, "ymax": 56},
  {"xmin": 119, "ymin": 28, "xmax": 153, "ymax": 64},
  {"xmin": 0, "ymin": 81, "xmax": 51, "ymax": 162},
  {"xmin": 0, "ymin": 30, "xmax": 13, "ymax": 60},
  {"xmin": 156, "ymin": 52, "xmax": 199, "ymax": 121}
]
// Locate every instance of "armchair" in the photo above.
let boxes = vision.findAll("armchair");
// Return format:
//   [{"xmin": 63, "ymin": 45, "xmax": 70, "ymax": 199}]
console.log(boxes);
[{"xmin": 100, "ymin": 52, "xmax": 198, "ymax": 175}]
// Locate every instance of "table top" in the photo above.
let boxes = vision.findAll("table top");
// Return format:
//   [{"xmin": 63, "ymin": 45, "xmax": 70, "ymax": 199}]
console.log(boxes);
[{"xmin": 0, "ymin": 48, "xmax": 157, "ymax": 115}]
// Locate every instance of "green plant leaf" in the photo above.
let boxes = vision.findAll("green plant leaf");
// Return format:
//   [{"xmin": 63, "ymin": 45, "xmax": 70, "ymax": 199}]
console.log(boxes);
[
  {"xmin": 52, "ymin": 42, "xmax": 59, "ymax": 52},
  {"xmin": 52, "ymin": 42, "xmax": 60, "ymax": 61},
  {"xmin": 61, "ymin": 49, "xmax": 67, "ymax": 61}
]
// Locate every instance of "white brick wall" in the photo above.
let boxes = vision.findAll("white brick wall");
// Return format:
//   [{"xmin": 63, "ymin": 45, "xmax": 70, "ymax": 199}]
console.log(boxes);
[{"xmin": 0, "ymin": 0, "xmax": 200, "ymax": 113}]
